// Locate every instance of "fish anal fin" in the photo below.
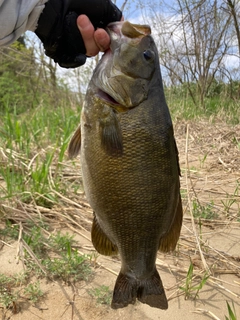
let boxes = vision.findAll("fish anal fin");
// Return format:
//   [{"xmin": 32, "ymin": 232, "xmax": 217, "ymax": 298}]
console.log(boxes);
[
  {"xmin": 99, "ymin": 107, "xmax": 123, "ymax": 156},
  {"xmin": 91, "ymin": 213, "xmax": 118, "ymax": 256},
  {"xmin": 68, "ymin": 125, "xmax": 81, "ymax": 159},
  {"xmin": 159, "ymin": 194, "xmax": 183, "ymax": 252},
  {"xmin": 111, "ymin": 268, "xmax": 168, "ymax": 310}
]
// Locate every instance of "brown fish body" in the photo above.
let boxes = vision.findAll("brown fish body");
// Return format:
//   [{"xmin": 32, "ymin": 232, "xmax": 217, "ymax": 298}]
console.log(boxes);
[{"xmin": 69, "ymin": 21, "xmax": 182, "ymax": 309}]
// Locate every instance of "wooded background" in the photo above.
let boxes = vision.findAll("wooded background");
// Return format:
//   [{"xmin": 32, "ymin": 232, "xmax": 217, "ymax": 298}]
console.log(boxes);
[{"xmin": 0, "ymin": 0, "xmax": 239, "ymax": 120}]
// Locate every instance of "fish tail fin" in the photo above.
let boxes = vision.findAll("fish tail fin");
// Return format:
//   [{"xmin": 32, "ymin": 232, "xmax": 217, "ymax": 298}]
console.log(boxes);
[{"xmin": 111, "ymin": 268, "xmax": 168, "ymax": 310}]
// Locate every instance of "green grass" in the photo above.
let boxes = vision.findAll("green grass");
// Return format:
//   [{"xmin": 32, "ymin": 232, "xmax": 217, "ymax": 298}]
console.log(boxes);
[
  {"xmin": 225, "ymin": 301, "xmax": 238, "ymax": 320},
  {"xmin": 179, "ymin": 262, "xmax": 209, "ymax": 300},
  {"xmin": 166, "ymin": 88, "xmax": 240, "ymax": 124},
  {"xmin": 221, "ymin": 181, "xmax": 239, "ymax": 217},
  {"xmin": 0, "ymin": 100, "xmax": 80, "ymax": 207}
]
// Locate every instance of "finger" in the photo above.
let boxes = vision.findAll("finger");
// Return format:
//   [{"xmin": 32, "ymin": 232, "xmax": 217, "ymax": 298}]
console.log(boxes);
[
  {"xmin": 94, "ymin": 16, "xmax": 124, "ymax": 52},
  {"xmin": 77, "ymin": 15, "xmax": 99, "ymax": 56},
  {"xmin": 94, "ymin": 29, "xmax": 110, "ymax": 52}
]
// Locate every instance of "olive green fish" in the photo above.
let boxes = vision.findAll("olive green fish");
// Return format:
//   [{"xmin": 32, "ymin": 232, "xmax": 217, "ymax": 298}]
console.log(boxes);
[{"xmin": 68, "ymin": 21, "xmax": 182, "ymax": 310}]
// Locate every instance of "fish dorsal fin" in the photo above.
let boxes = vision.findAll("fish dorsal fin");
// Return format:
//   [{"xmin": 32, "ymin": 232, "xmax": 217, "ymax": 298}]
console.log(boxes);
[
  {"xmin": 91, "ymin": 213, "xmax": 118, "ymax": 256},
  {"xmin": 122, "ymin": 21, "xmax": 151, "ymax": 38},
  {"xmin": 68, "ymin": 125, "xmax": 81, "ymax": 159}
]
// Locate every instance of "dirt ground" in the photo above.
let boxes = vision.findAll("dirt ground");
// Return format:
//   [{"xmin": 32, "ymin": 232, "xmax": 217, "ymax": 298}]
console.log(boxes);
[{"xmin": 1, "ymin": 120, "xmax": 240, "ymax": 320}]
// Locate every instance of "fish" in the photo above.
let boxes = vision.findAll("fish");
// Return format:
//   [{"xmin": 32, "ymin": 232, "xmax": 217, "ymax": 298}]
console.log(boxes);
[{"xmin": 68, "ymin": 21, "xmax": 183, "ymax": 310}]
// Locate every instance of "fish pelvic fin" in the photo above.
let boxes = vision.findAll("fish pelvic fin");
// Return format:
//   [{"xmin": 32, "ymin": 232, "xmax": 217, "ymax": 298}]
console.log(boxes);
[
  {"xmin": 111, "ymin": 268, "xmax": 168, "ymax": 310},
  {"xmin": 91, "ymin": 213, "xmax": 118, "ymax": 256},
  {"xmin": 159, "ymin": 194, "xmax": 183, "ymax": 252},
  {"xmin": 68, "ymin": 125, "xmax": 81, "ymax": 159}
]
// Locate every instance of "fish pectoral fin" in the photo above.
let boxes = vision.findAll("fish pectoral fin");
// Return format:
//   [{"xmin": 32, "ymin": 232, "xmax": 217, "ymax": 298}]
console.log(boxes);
[
  {"xmin": 99, "ymin": 109, "xmax": 123, "ymax": 156},
  {"xmin": 158, "ymin": 194, "xmax": 183, "ymax": 252},
  {"xmin": 111, "ymin": 268, "xmax": 168, "ymax": 310},
  {"xmin": 68, "ymin": 125, "xmax": 81, "ymax": 159},
  {"xmin": 91, "ymin": 213, "xmax": 118, "ymax": 256}
]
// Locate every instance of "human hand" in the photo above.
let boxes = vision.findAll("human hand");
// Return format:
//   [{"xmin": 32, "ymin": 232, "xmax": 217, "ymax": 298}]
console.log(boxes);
[
  {"xmin": 35, "ymin": 0, "xmax": 122, "ymax": 68},
  {"xmin": 77, "ymin": 15, "xmax": 124, "ymax": 57}
]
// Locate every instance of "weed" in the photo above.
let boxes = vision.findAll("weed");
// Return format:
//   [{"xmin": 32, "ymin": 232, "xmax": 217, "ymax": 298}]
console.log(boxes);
[
  {"xmin": 42, "ymin": 250, "xmax": 92, "ymax": 283},
  {"xmin": 88, "ymin": 285, "xmax": 112, "ymax": 305},
  {"xmin": 0, "ymin": 285, "xmax": 19, "ymax": 310},
  {"xmin": 179, "ymin": 262, "xmax": 209, "ymax": 300},
  {"xmin": 50, "ymin": 231, "xmax": 75, "ymax": 252},
  {"xmin": 0, "ymin": 218, "xmax": 93, "ymax": 284},
  {"xmin": 23, "ymin": 226, "xmax": 47, "ymax": 256},
  {"xmin": 23, "ymin": 281, "xmax": 44, "ymax": 303},
  {"xmin": 0, "ymin": 220, "xmax": 19, "ymax": 240},
  {"xmin": 198, "ymin": 153, "xmax": 208, "ymax": 168},
  {"xmin": 180, "ymin": 188, "xmax": 187, "ymax": 199},
  {"xmin": 0, "ymin": 274, "xmax": 44, "ymax": 312},
  {"xmin": 221, "ymin": 182, "xmax": 239, "ymax": 216},
  {"xmin": 192, "ymin": 200, "xmax": 218, "ymax": 220},
  {"xmin": 0, "ymin": 273, "xmax": 25, "ymax": 310},
  {"xmin": 18, "ymin": 227, "xmax": 92, "ymax": 282},
  {"xmin": 225, "ymin": 301, "xmax": 238, "ymax": 320}
]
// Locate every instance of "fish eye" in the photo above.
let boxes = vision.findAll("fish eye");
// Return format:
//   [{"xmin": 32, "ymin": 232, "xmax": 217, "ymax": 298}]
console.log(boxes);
[{"xmin": 143, "ymin": 49, "xmax": 154, "ymax": 61}]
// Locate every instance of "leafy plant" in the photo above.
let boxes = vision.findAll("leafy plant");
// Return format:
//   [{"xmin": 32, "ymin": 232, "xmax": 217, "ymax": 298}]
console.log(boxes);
[
  {"xmin": 42, "ymin": 250, "xmax": 92, "ymax": 283},
  {"xmin": 23, "ymin": 281, "xmax": 44, "ymax": 303},
  {"xmin": 0, "ymin": 274, "xmax": 44, "ymax": 313},
  {"xmin": 0, "ymin": 220, "xmax": 19, "ymax": 240},
  {"xmin": 20, "ymin": 226, "xmax": 92, "ymax": 282},
  {"xmin": 50, "ymin": 231, "xmax": 75, "ymax": 252},
  {"xmin": 0, "ymin": 274, "xmax": 19, "ymax": 309},
  {"xmin": 88, "ymin": 285, "xmax": 112, "ymax": 305},
  {"xmin": 192, "ymin": 200, "xmax": 218, "ymax": 220}
]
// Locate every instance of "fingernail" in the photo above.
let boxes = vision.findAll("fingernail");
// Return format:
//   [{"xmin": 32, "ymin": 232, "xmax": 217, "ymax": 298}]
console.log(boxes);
[{"xmin": 77, "ymin": 15, "xmax": 89, "ymax": 29}]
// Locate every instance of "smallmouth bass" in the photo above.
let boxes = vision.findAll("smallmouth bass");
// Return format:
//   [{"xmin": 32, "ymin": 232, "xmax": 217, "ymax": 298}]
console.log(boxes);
[{"xmin": 68, "ymin": 21, "xmax": 183, "ymax": 310}]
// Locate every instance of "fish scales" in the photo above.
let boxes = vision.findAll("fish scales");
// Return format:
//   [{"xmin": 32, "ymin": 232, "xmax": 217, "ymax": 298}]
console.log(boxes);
[{"xmin": 68, "ymin": 21, "xmax": 183, "ymax": 310}]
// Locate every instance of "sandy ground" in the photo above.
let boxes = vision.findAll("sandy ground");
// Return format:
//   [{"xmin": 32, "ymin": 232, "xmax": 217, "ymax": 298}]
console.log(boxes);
[
  {"xmin": 1, "ymin": 224, "xmax": 240, "ymax": 320},
  {"xmin": 1, "ymin": 120, "xmax": 240, "ymax": 319}
]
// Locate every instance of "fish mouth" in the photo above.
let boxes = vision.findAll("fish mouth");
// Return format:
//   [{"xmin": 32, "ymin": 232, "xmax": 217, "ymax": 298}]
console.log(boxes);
[
  {"xmin": 96, "ymin": 88, "xmax": 133, "ymax": 113},
  {"xmin": 97, "ymin": 89, "xmax": 120, "ymax": 106}
]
